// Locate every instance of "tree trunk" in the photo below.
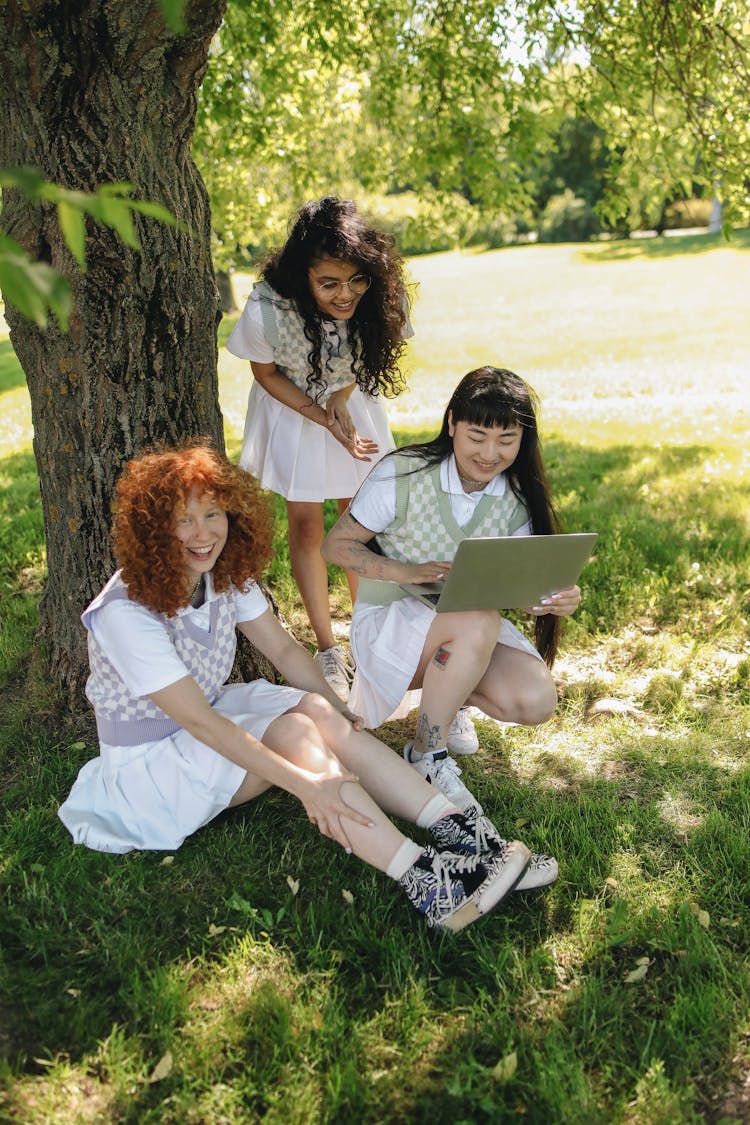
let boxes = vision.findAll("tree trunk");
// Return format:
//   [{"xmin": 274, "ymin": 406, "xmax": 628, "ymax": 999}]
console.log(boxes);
[
  {"xmin": 216, "ymin": 268, "xmax": 237, "ymax": 313},
  {"xmin": 0, "ymin": 0, "xmax": 229, "ymax": 699}
]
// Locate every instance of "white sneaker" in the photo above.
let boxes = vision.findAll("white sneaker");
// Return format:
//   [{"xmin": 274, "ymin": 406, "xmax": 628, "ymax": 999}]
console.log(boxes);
[
  {"xmin": 313, "ymin": 645, "xmax": 353, "ymax": 703},
  {"xmin": 446, "ymin": 707, "xmax": 480, "ymax": 755},
  {"xmin": 403, "ymin": 743, "xmax": 482, "ymax": 814}
]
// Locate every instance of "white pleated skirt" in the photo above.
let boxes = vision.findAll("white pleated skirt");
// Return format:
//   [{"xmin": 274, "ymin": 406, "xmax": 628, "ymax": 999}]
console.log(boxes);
[
  {"xmin": 239, "ymin": 382, "xmax": 395, "ymax": 501},
  {"xmin": 58, "ymin": 680, "xmax": 306, "ymax": 854},
  {"xmin": 349, "ymin": 599, "xmax": 542, "ymax": 729}
]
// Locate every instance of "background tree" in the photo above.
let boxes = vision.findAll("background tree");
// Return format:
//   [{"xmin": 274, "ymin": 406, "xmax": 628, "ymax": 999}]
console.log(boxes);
[
  {"xmin": 0, "ymin": 0, "xmax": 227, "ymax": 694},
  {"xmin": 2, "ymin": 0, "xmax": 748, "ymax": 702}
]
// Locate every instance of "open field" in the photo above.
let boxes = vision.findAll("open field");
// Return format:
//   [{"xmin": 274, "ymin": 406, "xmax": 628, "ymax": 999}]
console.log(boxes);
[{"xmin": 1, "ymin": 232, "xmax": 749, "ymax": 1124}]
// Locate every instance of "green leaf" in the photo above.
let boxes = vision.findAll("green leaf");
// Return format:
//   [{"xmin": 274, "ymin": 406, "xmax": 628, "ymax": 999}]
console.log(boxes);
[
  {"xmin": 160, "ymin": 0, "xmax": 185, "ymax": 34},
  {"xmin": 0, "ymin": 236, "xmax": 71, "ymax": 330},
  {"xmin": 57, "ymin": 200, "xmax": 87, "ymax": 268},
  {"xmin": 0, "ymin": 166, "xmax": 45, "ymax": 196},
  {"xmin": 128, "ymin": 199, "xmax": 183, "ymax": 228},
  {"xmin": 91, "ymin": 197, "xmax": 141, "ymax": 250}
]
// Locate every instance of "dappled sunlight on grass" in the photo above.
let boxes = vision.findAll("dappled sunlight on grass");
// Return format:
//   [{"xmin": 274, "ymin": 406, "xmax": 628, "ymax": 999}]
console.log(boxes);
[{"xmin": 2, "ymin": 237, "xmax": 749, "ymax": 1124}]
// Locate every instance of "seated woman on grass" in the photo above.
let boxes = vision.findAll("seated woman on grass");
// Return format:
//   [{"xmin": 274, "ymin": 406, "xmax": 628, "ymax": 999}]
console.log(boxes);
[
  {"xmin": 58, "ymin": 444, "xmax": 557, "ymax": 934},
  {"xmin": 322, "ymin": 366, "xmax": 581, "ymax": 821}
]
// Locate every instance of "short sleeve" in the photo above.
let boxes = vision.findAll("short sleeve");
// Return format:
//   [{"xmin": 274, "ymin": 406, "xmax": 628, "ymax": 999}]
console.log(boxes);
[
  {"xmin": 234, "ymin": 580, "xmax": 271, "ymax": 623},
  {"xmin": 87, "ymin": 600, "xmax": 191, "ymax": 698},
  {"xmin": 225, "ymin": 297, "xmax": 275, "ymax": 363},
  {"xmin": 349, "ymin": 456, "xmax": 399, "ymax": 532}
]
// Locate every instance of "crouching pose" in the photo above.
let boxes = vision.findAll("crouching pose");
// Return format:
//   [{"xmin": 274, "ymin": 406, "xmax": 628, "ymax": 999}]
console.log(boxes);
[
  {"xmin": 58, "ymin": 444, "xmax": 557, "ymax": 933},
  {"xmin": 323, "ymin": 366, "xmax": 581, "ymax": 828}
]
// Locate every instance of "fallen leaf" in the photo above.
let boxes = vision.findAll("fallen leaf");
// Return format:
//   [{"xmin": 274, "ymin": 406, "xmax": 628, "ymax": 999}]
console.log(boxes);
[
  {"xmin": 66, "ymin": 988, "xmax": 81, "ymax": 998},
  {"xmin": 149, "ymin": 1051, "xmax": 173, "ymax": 1083},
  {"xmin": 624, "ymin": 957, "xmax": 651, "ymax": 984},
  {"xmin": 207, "ymin": 924, "xmax": 226, "ymax": 937},
  {"xmin": 515, "ymin": 818, "xmax": 529, "ymax": 829},
  {"xmin": 286, "ymin": 875, "xmax": 300, "ymax": 896},
  {"xmin": 492, "ymin": 1051, "xmax": 518, "ymax": 1082},
  {"xmin": 342, "ymin": 889, "xmax": 354, "ymax": 905},
  {"xmin": 689, "ymin": 902, "xmax": 710, "ymax": 929},
  {"xmin": 160, "ymin": 855, "xmax": 175, "ymax": 866}
]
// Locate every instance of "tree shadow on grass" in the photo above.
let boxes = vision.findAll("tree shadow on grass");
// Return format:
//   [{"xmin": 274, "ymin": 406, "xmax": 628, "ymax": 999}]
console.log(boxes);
[
  {"xmin": 1, "ymin": 434, "xmax": 748, "ymax": 1118},
  {"xmin": 1, "ymin": 732, "xmax": 748, "ymax": 1122},
  {"xmin": 577, "ymin": 227, "xmax": 750, "ymax": 264}
]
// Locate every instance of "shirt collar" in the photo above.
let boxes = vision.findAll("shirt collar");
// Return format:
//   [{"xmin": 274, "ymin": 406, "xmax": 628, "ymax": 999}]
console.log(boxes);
[{"xmin": 442, "ymin": 454, "xmax": 508, "ymax": 498}]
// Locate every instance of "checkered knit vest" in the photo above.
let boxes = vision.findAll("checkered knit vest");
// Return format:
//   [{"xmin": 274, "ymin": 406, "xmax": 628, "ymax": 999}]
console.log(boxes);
[
  {"xmin": 252, "ymin": 281, "xmax": 356, "ymax": 398},
  {"xmin": 83, "ymin": 572, "xmax": 238, "ymax": 746},
  {"xmin": 357, "ymin": 454, "xmax": 529, "ymax": 606}
]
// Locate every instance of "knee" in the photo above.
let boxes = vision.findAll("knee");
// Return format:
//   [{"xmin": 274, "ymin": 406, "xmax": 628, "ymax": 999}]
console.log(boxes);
[
  {"xmin": 296, "ymin": 692, "xmax": 341, "ymax": 726},
  {"xmin": 509, "ymin": 674, "xmax": 558, "ymax": 725},
  {"xmin": 288, "ymin": 512, "xmax": 323, "ymax": 553},
  {"xmin": 460, "ymin": 610, "xmax": 502, "ymax": 652},
  {"xmin": 476, "ymin": 666, "xmax": 558, "ymax": 726}
]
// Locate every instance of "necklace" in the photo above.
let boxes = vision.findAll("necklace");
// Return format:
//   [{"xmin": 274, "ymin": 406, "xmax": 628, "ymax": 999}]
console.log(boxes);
[
  {"xmin": 188, "ymin": 575, "xmax": 204, "ymax": 607},
  {"xmin": 458, "ymin": 472, "xmax": 486, "ymax": 488}
]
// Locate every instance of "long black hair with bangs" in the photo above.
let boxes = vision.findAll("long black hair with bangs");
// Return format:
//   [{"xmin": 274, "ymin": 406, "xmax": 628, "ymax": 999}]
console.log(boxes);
[{"xmin": 395, "ymin": 366, "xmax": 563, "ymax": 664}]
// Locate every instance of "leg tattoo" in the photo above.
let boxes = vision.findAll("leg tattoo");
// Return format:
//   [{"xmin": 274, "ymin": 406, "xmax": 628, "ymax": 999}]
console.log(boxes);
[
  {"xmin": 418, "ymin": 712, "xmax": 444, "ymax": 751},
  {"xmin": 433, "ymin": 645, "xmax": 451, "ymax": 668}
]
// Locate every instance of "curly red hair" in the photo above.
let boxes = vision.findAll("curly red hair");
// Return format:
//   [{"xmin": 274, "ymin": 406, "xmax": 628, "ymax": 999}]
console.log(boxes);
[{"xmin": 113, "ymin": 443, "xmax": 274, "ymax": 616}]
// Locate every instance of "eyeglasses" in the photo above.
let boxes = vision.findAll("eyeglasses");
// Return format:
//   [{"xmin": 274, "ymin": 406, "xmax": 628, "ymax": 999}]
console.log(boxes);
[{"xmin": 312, "ymin": 273, "xmax": 372, "ymax": 297}]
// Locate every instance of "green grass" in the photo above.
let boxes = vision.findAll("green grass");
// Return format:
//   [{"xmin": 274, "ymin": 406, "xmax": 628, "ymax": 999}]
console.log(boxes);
[{"xmin": 1, "ymin": 233, "xmax": 749, "ymax": 1124}]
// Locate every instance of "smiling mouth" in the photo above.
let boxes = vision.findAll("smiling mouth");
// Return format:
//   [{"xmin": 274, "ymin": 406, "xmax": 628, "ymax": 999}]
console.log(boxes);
[{"xmin": 188, "ymin": 545, "xmax": 215, "ymax": 557}]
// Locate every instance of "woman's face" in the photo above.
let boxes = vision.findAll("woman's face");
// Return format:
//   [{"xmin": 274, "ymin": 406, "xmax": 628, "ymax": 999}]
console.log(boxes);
[
  {"xmin": 174, "ymin": 487, "xmax": 229, "ymax": 580},
  {"xmin": 448, "ymin": 414, "xmax": 523, "ymax": 483},
  {"xmin": 307, "ymin": 255, "xmax": 370, "ymax": 319}
]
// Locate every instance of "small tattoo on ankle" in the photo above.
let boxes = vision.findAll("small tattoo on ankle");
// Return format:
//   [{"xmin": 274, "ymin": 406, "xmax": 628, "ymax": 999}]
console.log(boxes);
[
  {"xmin": 433, "ymin": 646, "xmax": 451, "ymax": 668},
  {"xmin": 418, "ymin": 714, "xmax": 443, "ymax": 750}
]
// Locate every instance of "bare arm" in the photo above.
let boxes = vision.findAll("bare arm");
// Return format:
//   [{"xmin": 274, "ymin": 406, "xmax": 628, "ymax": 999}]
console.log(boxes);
[
  {"xmin": 148, "ymin": 671, "xmax": 370, "ymax": 837},
  {"xmin": 237, "ymin": 607, "xmax": 363, "ymax": 727},
  {"xmin": 250, "ymin": 359, "xmax": 331, "ymax": 428},
  {"xmin": 322, "ymin": 510, "xmax": 454, "ymax": 585},
  {"xmin": 251, "ymin": 361, "xmax": 378, "ymax": 461}
]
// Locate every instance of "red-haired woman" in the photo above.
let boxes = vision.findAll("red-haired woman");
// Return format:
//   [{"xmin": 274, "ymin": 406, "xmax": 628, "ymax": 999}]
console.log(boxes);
[{"xmin": 58, "ymin": 445, "xmax": 554, "ymax": 933}]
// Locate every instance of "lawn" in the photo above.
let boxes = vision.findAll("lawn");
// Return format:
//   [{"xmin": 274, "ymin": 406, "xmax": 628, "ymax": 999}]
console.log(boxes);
[{"xmin": 1, "ymin": 232, "xmax": 749, "ymax": 1124}]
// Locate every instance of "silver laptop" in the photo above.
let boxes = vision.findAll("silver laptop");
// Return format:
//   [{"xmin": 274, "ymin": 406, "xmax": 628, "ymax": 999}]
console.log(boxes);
[{"xmin": 399, "ymin": 533, "xmax": 597, "ymax": 612}]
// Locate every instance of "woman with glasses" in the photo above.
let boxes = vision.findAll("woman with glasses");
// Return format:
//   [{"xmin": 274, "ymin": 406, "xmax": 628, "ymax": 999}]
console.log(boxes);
[{"xmin": 227, "ymin": 197, "xmax": 412, "ymax": 703}]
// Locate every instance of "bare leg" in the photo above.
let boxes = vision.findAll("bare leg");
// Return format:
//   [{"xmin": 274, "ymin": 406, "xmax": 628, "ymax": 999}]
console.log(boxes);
[
  {"xmin": 337, "ymin": 497, "xmax": 357, "ymax": 605},
  {"xmin": 286, "ymin": 500, "xmax": 335, "ymax": 651},
  {"xmin": 290, "ymin": 694, "xmax": 461, "ymax": 822},
  {"xmin": 468, "ymin": 643, "xmax": 558, "ymax": 725},
  {"xmin": 229, "ymin": 708, "xmax": 417, "ymax": 872},
  {"xmin": 408, "ymin": 610, "xmax": 500, "ymax": 755}
]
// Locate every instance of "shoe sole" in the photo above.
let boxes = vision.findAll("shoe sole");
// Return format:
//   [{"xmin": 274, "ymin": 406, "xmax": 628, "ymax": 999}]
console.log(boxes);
[
  {"xmin": 445, "ymin": 743, "xmax": 479, "ymax": 756},
  {"xmin": 440, "ymin": 841, "xmax": 532, "ymax": 932},
  {"xmin": 512, "ymin": 856, "xmax": 559, "ymax": 892}
]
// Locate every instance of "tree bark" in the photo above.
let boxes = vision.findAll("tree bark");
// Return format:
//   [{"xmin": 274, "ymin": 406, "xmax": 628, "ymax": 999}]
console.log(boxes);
[{"xmin": 0, "ymin": 0, "xmax": 229, "ymax": 698}]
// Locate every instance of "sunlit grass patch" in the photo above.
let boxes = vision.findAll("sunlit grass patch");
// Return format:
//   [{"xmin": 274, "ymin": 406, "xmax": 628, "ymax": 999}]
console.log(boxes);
[{"xmin": 2, "ymin": 237, "xmax": 750, "ymax": 1123}]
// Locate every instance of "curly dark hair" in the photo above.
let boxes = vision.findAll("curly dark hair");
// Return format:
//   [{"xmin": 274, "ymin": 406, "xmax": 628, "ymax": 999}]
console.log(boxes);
[
  {"xmin": 261, "ymin": 195, "xmax": 410, "ymax": 400},
  {"xmin": 393, "ymin": 367, "xmax": 563, "ymax": 665},
  {"xmin": 113, "ymin": 443, "xmax": 274, "ymax": 617}
]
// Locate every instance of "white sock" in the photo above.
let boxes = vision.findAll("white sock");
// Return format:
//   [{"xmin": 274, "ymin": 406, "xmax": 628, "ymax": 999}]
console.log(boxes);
[
  {"xmin": 385, "ymin": 839, "xmax": 425, "ymax": 880},
  {"xmin": 406, "ymin": 741, "xmax": 448, "ymax": 763},
  {"xmin": 415, "ymin": 792, "xmax": 457, "ymax": 828}
]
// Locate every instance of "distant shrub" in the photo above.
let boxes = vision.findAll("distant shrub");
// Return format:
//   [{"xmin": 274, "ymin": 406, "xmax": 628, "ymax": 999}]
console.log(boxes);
[
  {"xmin": 663, "ymin": 198, "xmax": 713, "ymax": 229},
  {"xmin": 363, "ymin": 191, "xmax": 519, "ymax": 255},
  {"xmin": 538, "ymin": 190, "xmax": 601, "ymax": 243}
]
